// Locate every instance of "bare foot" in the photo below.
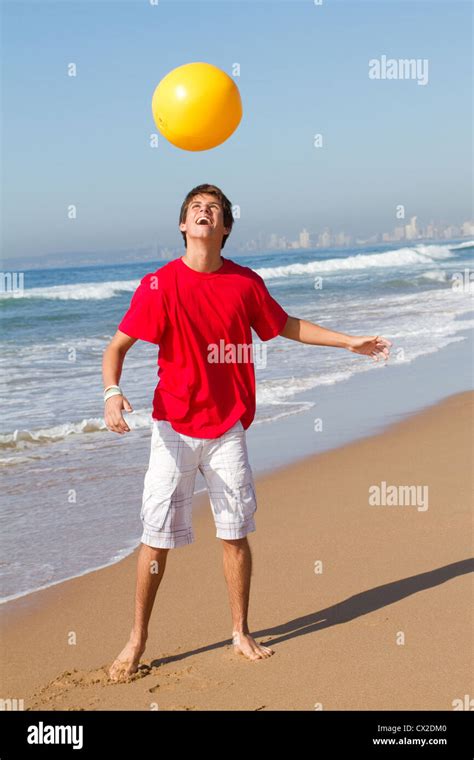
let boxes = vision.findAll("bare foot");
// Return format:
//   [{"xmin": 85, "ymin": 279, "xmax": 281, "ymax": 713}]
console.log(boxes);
[
  {"xmin": 232, "ymin": 631, "xmax": 274, "ymax": 660},
  {"xmin": 109, "ymin": 636, "xmax": 146, "ymax": 682}
]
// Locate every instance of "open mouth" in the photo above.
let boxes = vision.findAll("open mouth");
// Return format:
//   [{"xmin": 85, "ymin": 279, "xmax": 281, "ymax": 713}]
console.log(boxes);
[{"xmin": 195, "ymin": 217, "xmax": 212, "ymax": 226}]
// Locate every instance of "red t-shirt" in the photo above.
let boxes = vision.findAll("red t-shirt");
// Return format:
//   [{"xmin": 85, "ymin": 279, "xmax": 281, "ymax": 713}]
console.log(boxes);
[{"xmin": 117, "ymin": 255, "xmax": 289, "ymax": 438}]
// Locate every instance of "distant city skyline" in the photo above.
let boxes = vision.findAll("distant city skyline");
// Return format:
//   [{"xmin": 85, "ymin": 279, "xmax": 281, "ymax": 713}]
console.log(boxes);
[{"xmin": 257, "ymin": 217, "xmax": 474, "ymax": 253}]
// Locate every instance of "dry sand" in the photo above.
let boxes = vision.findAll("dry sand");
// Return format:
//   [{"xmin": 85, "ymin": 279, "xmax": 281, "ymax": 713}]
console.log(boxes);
[{"xmin": 1, "ymin": 391, "xmax": 472, "ymax": 711}]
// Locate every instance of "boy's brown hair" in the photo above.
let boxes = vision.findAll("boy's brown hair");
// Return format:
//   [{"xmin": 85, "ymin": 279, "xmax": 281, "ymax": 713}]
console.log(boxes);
[{"xmin": 179, "ymin": 184, "xmax": 234, "ymax": 249}]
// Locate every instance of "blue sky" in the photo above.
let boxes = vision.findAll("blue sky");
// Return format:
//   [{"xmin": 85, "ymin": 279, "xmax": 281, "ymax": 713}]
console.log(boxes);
[{"xmin": 1, "ymin": 0, "xmax": 472, "ymax": 262}]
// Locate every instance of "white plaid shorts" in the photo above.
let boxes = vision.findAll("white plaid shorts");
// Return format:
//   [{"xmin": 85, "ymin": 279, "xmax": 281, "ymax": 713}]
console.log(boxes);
[{"xmin": 140, "ymin": 419, "xmax": 257, "ymax": 548}]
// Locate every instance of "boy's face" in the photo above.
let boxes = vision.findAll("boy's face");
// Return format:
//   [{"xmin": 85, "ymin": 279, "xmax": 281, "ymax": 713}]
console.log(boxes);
[{"xmin": 179, "ymin": 193, "xmax": 231, "ymax": 247}]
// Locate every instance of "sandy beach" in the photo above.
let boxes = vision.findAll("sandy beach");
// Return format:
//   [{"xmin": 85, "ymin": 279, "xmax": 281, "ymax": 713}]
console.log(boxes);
[{"xmin": 1, "ymin": 390, "xmax": 472, "ymax": 711}]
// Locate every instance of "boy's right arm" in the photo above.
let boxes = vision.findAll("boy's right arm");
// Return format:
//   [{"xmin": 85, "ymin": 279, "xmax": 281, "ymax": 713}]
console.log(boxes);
[{"xmin": 102, "ymin": 330, "xmax": 138, "ymax": 434}]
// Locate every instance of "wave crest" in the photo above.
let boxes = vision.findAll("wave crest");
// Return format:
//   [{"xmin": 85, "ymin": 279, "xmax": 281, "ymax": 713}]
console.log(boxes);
[{"xmin": 255, "ymin": 244, "xmax": 456, "ymax": 280}]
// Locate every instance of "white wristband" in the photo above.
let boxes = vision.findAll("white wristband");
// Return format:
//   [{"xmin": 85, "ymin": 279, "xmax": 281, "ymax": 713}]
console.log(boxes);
[
  {"xmin": 104, "ymin": 386, "xmax": 123, "ymax": 402},
  {"xmin": 104, "ymin": 384, "xmax": 121, "ymax": 394}
]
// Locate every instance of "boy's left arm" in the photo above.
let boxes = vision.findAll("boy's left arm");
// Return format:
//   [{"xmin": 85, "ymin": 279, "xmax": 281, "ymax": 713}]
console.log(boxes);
[{"xmin": 279, "ymin": 316, "xmax": 392, "ymax": 362}]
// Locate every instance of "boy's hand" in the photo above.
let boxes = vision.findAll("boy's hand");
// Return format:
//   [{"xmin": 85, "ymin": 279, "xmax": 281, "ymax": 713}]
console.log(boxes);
[
  {"xmin": 104, "ymin": 394, "xmax": 134, "ymax": 434},
  {"xmin": 347, "ymin": 335, "xmax": 392, "ymax": 362}
]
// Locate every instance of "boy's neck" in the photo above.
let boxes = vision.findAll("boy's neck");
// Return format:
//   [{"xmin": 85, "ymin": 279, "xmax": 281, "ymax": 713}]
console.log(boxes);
[{"xmin": 181, "ymin": 244, "xmax": 223, "ymax": 273}]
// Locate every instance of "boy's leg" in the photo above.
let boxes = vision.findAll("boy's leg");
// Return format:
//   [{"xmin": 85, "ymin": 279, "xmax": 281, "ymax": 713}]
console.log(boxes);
[
  {"xmin": 108, "ymin": 543, "xmax": 169, "ymax": 682},
  {"xmin": 109, "ymin": 421, "xmax": 199, "ymax": 681},
  {"xmin": 200, "ymin": 421, "xmax": 274, "ymax": 660},
  {"xmin": 221, "ymin": 536, "xmax": 274, "ymax": 660}
]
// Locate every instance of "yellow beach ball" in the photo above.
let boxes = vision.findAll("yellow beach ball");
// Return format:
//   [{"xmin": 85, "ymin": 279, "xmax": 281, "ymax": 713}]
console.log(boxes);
[{"xmin": 151, "ymin": 62, "xmax": 243, "ymax": 151}]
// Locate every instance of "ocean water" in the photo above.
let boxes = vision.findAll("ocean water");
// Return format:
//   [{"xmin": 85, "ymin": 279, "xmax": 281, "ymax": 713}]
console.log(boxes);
[{"xmin": 1, "ymin": 240, "xmax": 473, "ymax": 602}]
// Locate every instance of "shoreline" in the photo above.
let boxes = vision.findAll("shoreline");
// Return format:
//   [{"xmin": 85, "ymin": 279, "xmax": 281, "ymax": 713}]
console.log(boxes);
[
  {"xmin": 3, "ymin": 324, "xmax": 473, "ymax": 606},
  {"xmin": 1, "ymin": 390, "xmax": 472, "ymax": 710}
]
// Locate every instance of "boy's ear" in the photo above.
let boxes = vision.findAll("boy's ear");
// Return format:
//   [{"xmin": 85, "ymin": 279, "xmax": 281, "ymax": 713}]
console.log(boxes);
[{"xmin": 179, "ymin": 222, "xmax": 186, "ymax": 231}]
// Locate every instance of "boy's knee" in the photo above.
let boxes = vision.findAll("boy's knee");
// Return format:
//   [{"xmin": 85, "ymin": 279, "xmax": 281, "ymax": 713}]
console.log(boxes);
[
  {"xmin": 221, "ymin": 536, "xmax": 249, "ymax": 548},
  {"xmin": 141, "ymin": 542, "xmax": 170, "ymax": 555}
]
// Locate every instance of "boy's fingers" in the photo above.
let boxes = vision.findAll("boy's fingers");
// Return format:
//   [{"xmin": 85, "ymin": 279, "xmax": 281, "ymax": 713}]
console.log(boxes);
[
  {"xmin": 117, "ymin": 416, "xmax": 130, "ymax": 432},
  {"xmin": 105, "ymin": 414, "xmax": 129, "ymax": 433}
]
